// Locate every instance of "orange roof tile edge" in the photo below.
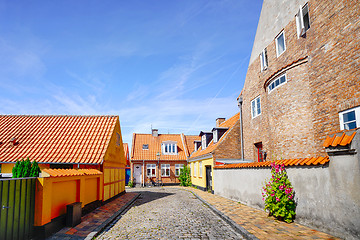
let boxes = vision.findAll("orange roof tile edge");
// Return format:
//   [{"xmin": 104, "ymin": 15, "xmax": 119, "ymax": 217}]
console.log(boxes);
[
  {"xmin": 323, "ymin": 129, "xmax": 357, "ymax": 148},
  {"xmin": 214, "ymin": 156, "xmax": 330, "ymax": 169},
  {"xmin": 42, "ymin": 168, "xmax": 102, "ymax": 177}
]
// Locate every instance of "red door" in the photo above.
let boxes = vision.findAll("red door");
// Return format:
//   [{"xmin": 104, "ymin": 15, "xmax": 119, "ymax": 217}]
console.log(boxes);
[{"xmin": 255, "ymin": 142, "xmax": 263, "ymax": 162}]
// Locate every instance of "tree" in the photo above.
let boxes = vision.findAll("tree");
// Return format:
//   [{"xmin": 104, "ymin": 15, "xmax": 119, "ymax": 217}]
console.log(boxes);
[
  {"xmin": 179, "ymin": 165, "xmax": 191, "ymax": 186},
  {"xmin": 12, "ymin": 158, "xmax": 41, "ymax": 178}
]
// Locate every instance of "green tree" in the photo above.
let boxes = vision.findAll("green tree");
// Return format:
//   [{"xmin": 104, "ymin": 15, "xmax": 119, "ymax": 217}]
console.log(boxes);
[
  {"xmin": 12, "ymin": 158, "xmax": 41, "ymax": 178},
  {"xmin": 30, "ymin": 160, "xmax": 41, "ymax": 177},
  {"xmin": 12, "ymin": 160, "xmax": 20, "ymax": 178},
  {"xmin": 179, "ymin": 165, "xmax": 191, "ymax": 186},
  {"xmin": 23, "ymin": 157, "xmax": 32, "ymax": 177}
]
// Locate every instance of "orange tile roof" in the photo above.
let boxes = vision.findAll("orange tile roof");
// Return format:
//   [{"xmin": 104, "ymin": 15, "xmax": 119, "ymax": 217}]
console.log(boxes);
[
  {"xmin": 189, "ymin": 113, "xmax": 239, "ymax": 159},
  {"xmin": 131, "ymin": 133, "xmax": 199, "ymax": 161},
  {"xmin": 214, "ymin": 156, "xmax": 330, "ymax": 169},
  {"xmin": 0, "ymin": 115, "xmax": 118, "ymax": 165},
  {"xmin": 182, "ymin": 134, "xmax": 201, "ymax": 157},
  {"xmin": 42, "ymin": 168, "xmax": 102, "ymax": 177},
  {"xmin": 323, "ymin": 129, "xmax": 357, "ymax": 148}
]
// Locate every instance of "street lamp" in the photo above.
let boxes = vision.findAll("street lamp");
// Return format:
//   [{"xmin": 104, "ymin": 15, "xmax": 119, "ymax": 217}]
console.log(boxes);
[{"xmin": 156, "ymin": 152, "xmax": 160, "ymax": 179}]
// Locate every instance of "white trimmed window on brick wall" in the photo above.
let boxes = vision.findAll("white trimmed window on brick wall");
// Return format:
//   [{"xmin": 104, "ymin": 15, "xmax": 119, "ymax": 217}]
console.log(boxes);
[
  {"xmin": 276, "ymin": 31, "xmax": 286, "ymax": 57},
  {"xmin": 296, "ymin": 3, "xmax": 310, "ymax": 38},
  {"xmin": 161, "ymin": 164, "xmax": 170, "ymax": 177},
  {"xmin": 251, "ymin": 96, "xmax": 261, "ymax": 118},
  {"xmin": 260, "ymin": 48, "xmax": 268, "ymax": 71},
  {"xmin": 339, "ymin": 106, "xmax": 360, "ymax": 130},
  {"xmin": 268, "ymin": 74, "xmax": 287, "ymax": 93},
  {"xmin": 147, "ymin": 164, "xmax": 156, "ymax": 177},
  {"xmin": 175, "ymin": 164, "xmax": 183, "ymax": 177}
]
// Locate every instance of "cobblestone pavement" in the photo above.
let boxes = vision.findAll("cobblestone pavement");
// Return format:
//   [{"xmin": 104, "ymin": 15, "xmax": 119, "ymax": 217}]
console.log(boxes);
[{"xmin": 96, "ymin": 187, "xmax": 244, "ymax": 240}]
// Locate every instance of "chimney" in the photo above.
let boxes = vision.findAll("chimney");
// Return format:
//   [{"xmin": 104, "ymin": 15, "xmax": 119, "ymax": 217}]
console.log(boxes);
[
  {"xmin": 216, "ymin": 118, "xmax": 225, "ymax": 127},
  {"xmin": 152, "ymin": 129, "xmax": 159, "ymax": 137}
]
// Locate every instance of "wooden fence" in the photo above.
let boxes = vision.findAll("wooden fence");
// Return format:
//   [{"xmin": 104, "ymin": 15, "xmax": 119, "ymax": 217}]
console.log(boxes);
[{"xmin": 0, "ymin": 178, "xmax": 36, "ymax": 240}]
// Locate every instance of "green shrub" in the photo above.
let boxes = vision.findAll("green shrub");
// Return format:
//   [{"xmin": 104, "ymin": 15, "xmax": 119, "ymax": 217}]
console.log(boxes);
[
  {"xmin": 179, "ymin": 165, "xmax": 191, "ymax": 187},
  {"xmin": 12, "ymin": 158, "xmax": 41, "ymax": 178},
  {"xmin": 128, "ymin": 180, "xmax": 134, "ymax": 188},
  {"xmin": 262, "ymin": 162, "xmax": 296, "ymax": 223}
]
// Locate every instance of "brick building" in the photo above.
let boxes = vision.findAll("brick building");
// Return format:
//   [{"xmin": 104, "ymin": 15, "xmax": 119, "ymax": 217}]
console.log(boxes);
[
  {"xmin": 239, "ymin": 0, "xmax": 360, "ymax": 161},
  {"xmin": 131, "ymin": 129, "xmax": 199, "ymax": 186}
]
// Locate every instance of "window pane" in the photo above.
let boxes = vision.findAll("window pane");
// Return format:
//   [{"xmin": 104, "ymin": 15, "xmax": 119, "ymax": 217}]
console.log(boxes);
[
  {"xmin": 277, "ymin": 33, "xmax": 285, "ymax": 54},
  {"xmin": 165, "ymin": 145, "xmax": 168, "ymax": 152},
  {"xmin": 343, "ymin": 111, "xmax": 356, "ymax": 122},
  {"xmin": 172, "ymin": 144, "xmax": 175, "ymax": 153},
  {"xmin": 303, "ymin": 5, "xmax": 310, "ymax": 31},
  {"xmin": 344, "ymin": 121, "xmax": 357, "ymax": 130},
  {"xmin": 275, "ymin": 79, "xmax": 279, "ymax": 86},
  {"xmin": 280, "ymin": 75, "xmax": 286, "ymax": 83}
]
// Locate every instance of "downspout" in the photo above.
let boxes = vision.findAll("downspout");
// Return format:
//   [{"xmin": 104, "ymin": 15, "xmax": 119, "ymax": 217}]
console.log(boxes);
[
  {"xmin": 237, "ymin": 96, "xmax": 244, "ymax": 161},
  {"xmin": 142, "ymin": 159, "xmax": 145, "ymax": 187}
]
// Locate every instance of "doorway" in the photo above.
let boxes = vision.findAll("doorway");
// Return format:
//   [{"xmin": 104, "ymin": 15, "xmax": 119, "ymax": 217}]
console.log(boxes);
[
  {"xmin": 205, "ymin": 166, "xmax": 212, "ymax": 192},
  {"xmin": 133, "ymin": 164, "xmax": 142, "ymax": 184},
  {"xmin": 255, "ymin": 142, "xmax": 263, "ymax": 162}
]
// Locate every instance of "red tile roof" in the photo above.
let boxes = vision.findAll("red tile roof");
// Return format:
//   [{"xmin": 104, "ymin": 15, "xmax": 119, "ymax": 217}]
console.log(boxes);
[
  {"xmin": 214, "ymin": 156, "xmax": 329, "ymax": 169},
  {"xmin": 323, "ymin": 129, "xmax": 357, "ymax": 148},
  {"xmin": 182, "ymin": 134, "xmax": 201, "ymax": 157},
  {"xmin": 0, "ymin": 115, "xmax": 118, "ymax": 164},
  {"xmin": 131, "ymin": 133, "xmax": 199, "ymax": 161},
  {"xmin": 190, "ymin": 113, "xmax": 239, "ymax": 159},
  {"xmin": 42, "ymin": 168, "xmax": 102, "ymax": 177}
]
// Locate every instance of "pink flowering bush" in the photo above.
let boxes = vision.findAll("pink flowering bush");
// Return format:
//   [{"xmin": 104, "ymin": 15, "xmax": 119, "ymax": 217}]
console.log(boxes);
[{"xmin": 262, "ymin": 162, "xmax": 296, "ymax": 223}]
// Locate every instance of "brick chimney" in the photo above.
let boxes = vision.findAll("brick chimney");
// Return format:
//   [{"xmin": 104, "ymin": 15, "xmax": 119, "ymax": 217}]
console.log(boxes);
[
  {"xmin": 152, "ymin": 129, "xmax": 159, "ymax": 137},
  {"xmin": 216, "ymin": 118, "xmax": 225, "ymax": 127}
]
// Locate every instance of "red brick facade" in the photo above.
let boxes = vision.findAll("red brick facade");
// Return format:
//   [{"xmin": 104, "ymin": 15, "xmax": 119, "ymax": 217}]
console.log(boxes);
[{"xmin": 241, "ymin": 0, "xmax": 360, "ymax": 161}]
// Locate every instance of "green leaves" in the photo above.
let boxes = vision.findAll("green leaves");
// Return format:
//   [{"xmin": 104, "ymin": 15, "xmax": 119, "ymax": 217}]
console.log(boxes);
[
  {"xmin": 262, "ymin": 162, "xmax": 296, "ymax": 223},
  {"xmin": 12, "ymin": 158, "xmax": 41, "ymax": 178},
  {"xmin": 179, "ymin": 165, "xmax": 191, "ymax": 186}
]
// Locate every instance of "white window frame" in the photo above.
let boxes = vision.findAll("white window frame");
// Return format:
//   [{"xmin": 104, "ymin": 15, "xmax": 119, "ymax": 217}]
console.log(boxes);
[
  {"xmin": 161, "ymin": 164, "xmax": 170, "ymax": 177},
  {"xmin": 194, "ymin": 162, "xmax": 197, "ymax": 177},
  {"xmin": 296, "ymin": 3, "xmax": 310, "ymax": 38},
  {"xmin": 339, "ymin": 106, "xmax": 360, "ymax": 130},
  {"xmin": 251, "ymin": 96, "xmax": 261, "ymax": 119},
  {"xmin": 213, "ymin": 130, "xmax": 218, "ymax": 143},
  {"xmin": 260, "ymin": 48, "xmax": 268, "ymax": 71},
  {"xmin": 268, "ymin": 74, "xmax": 287, "ymax": 93},
  {"xmin": 175, "ymin": 164, "xmax": 184, "ymax": 177},
  {"xmin": 199, "ymin": 162, "xmax": 202, "ymax": 178},
  {"xmin": 201, "ymin": 135, "xmax": 207, "ymax": 149},
  {"xmin": 162, "ymin": 141, "xmax": 178, "ymax": 155},
  {"xmin": 147, "ymin": 164, "xmax": 156, "ymax": 177},
  {"xmin": 275, "ymin": 31, "xmax": 286, "ymax": 57}
]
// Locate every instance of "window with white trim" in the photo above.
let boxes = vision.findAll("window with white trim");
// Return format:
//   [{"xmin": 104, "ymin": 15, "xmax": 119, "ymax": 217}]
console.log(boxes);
[
  {"xmin": 251, "ymin": 96, "xmax": 261, "ymax": 118},
  {"xmin": 260, "ymin": 48, "xmax": 268, "ymax": 71},
  {"xmin": 201, "ymin": 135, "xmax": 207, "ymax": 149},
  {"xmin": 296, "ymin": 3, "xmax": 310, "ymax": 38},
  {"xmin": 276, "ymin": 31, "xmax": 286, "ymax": 57},
  {"xmin": 175, "ymin": 164, "xmax": 184, "ymax": 176},
  {"xmin": 213, "ymin": 130, "xmax": 218, "ymax": 143},
  {"xmin": 194, "ymin": 162, "xmax": 197, "ymax": 177},
  {"xmin": 161, "ymin": 164, "xmax": 170, "ymax": 177},
  {"xmin": 162, "ymin": 142, "xmax": 177, "ymax": 155},
  {"xmin": 199, "ymin": 162, "xmax": 202, "ymax": 178},
  {"xmin": 339, "ymin": 106, "xmax": 360, "ymax": 130},
  {"xmin": 268, "ymin": 74, "xmax": 287, "ymax": 93},
  {"xmin": 147, "ymin": 164, "xmax": 156, "ymax": 177}
]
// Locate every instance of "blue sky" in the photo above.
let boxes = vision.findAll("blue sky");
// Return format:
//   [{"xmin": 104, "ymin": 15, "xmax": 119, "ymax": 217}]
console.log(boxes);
[{"xmin": 0, "ymin": 0, "xmax": 262, "ymax": 146}]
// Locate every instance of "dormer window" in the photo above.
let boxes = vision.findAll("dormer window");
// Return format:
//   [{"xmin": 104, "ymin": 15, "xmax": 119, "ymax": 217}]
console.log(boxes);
[
  {"xmin": 162, "ymin": 141, "xmax": 177, "ymax": 155},
  {"xmin": 200, "ymin": 132, "xmax": 213, "ymax": 149},
  {"xmin": 213, "ymin": 130, "xmax": 218, "ymax": 143},
  {"xmin": 202, "ymin": 135, "xmax": 207, "ymax": 149},
  {"xmin": 212, "ymin": 127, "xmax": 228, "ymax": 143},
  {"xmin": 142, "ymin": 144, "xmax": 149, "ymax": 150},
  {"xmin": 194, "ymin": 141, "xmax": 201, "ymax": 152}
]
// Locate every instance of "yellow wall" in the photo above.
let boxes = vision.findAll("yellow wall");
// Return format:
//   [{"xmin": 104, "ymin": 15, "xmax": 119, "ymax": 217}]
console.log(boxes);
[
  {"xmin": 34, "ymin": 173, "xmax": 103, "ymax": 226},
  {"xmin": 1, "ymin": 163, "xmax": 50, "ymax": 173},
  {"xmin": 191, "ymin": 157, "xmax": 214, "ymax": 190},
  {"xmin": 102, "ymin": 118, "xmax": 126, "ymax": 201}
]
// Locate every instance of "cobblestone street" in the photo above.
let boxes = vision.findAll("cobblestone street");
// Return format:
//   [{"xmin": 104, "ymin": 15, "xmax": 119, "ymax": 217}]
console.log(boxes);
[{"xmin": 96, "ymin": 187, "xmax": 244, "ymax": 240}]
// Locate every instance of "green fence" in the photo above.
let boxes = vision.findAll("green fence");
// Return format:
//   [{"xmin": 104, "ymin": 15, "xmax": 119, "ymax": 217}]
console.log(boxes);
[{"xmin": 0, "ymin": 178, "xmax": 36, "ymax": 240}]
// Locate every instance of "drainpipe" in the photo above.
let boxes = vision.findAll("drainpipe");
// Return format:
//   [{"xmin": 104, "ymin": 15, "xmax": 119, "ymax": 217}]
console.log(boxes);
[
  {"xmin": 237, "ymin": 96, "xmax": 244, "ymax": 161},
  {"xmin": 142, "ymin": 159, "xmax": 145, "ymax": 187}
]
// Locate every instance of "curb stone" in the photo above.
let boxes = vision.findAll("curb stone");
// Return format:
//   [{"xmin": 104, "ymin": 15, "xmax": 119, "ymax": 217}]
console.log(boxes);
[
  {"xmin": 183, "ymin": 188, "xmax": 259, "ymax": 240},
  {"xmin": 84, "ymin": 193, "xmax": 140, "ymax": 240}
]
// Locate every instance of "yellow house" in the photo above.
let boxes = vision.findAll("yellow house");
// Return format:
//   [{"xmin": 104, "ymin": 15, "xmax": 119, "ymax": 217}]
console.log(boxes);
[
  {"xmin": 0, "ymin": 115, "xmax": 126, "ymax": 201},
  {"xmin": 189, "ymin": 113, "xmax": 241, "ymax": 192}
]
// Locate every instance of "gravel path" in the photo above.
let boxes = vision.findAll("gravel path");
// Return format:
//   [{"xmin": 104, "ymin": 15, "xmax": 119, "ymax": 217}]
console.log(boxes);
[{"xmin": 96, "ymin": 187, "xmax": 244, "ymax": 240}]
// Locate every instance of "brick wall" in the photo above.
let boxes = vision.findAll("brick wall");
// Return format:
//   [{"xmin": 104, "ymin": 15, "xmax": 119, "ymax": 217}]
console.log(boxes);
[
  {"xmin": 241, "ymin": 0, "xmax": 360, "ymax": 161},
  {"xmin": 213, "ymin": 120, "xmax": 242, "ymax": 160}
]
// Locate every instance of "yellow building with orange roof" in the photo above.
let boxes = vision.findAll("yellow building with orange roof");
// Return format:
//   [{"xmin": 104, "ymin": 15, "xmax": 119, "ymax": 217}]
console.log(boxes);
[
  {"xmin": 189, "ymin": 113, "xmax": 247, "ymax": 192},
  {"xmin": 131, "ymin": 129, "xmax": 199, "ymax": 186}
]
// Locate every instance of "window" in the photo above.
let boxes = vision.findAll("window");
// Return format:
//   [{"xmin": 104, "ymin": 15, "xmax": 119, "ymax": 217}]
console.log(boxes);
[
  {"xmin": 147, "ymin": 164, "xmax": 156, "ymax": 177},
  {"xmin": 162, "ymin": 142, "xmax": 177, "ymax": 155},
  {"xmin": 161, "ymin": 164, "xmax": 170, "ymax": 177},
  {"xmin": 268, "ymin": 74, "xmax": 287, "ymax": 93},
  {"xmin": 251, "ymin": 96, "xmax": 261, "ymax": 118},
  {"xmin": 260, "ymin": 48, "xmax": 268, "ymax": 71},
  {"xmin": 202, "ymin": 135, "xmax": 207, "ymax": 149},
  {"xmin": 296, "ymin": 4, "xmax": 310, "ymax": 38},
  {"xmin": 194, "ymin": 162, "xmax": 197, "ymax": 177},
  {"xmin": 175, "ymin": 164, "xmax": 184, "ymax": 176},
  {"xmin": 213, "ymin": 130, "xmax": 218, "ymax": 143},
  {"xmin": 199, "ymin": 162, "xmax": 202, "ymax": 178},
  {"xmin": 339, "ymin": 106, "xmax": 360, "ymax": 130},
  {"xmin": 276, "ymin": 31, "xmax": 286, "ymax": 57},
  {"xmin": 142, "ymin": 144, "xmax": 149, "ymax": 150}
]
